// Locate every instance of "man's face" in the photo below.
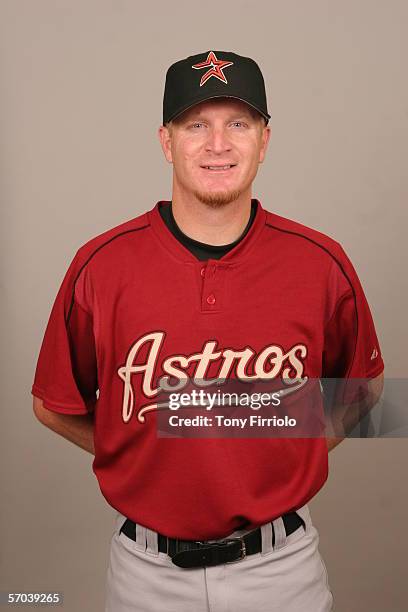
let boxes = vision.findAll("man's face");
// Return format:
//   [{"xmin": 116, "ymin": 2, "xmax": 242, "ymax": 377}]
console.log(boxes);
[{"xmin": 158, "ymin": 98, "xmax": 271, "ymax": 208}]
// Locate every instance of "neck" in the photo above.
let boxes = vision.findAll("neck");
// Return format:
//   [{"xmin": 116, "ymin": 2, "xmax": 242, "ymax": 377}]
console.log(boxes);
[{"xmin": 170, "ymin": 185, "xmax": 253, "ymax": 246}]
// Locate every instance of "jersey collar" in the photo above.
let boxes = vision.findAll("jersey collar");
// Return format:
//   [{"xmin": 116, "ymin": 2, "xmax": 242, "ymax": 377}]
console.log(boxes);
[{"xmin": 148, "ymin": 198, "xmax": 267, "ymax": 266}]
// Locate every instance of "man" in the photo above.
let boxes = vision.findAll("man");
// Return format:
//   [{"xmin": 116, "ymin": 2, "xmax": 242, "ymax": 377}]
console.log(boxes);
[{"xmin": 32, "ymin": 50, "xmax": 384, "ymax": 611}]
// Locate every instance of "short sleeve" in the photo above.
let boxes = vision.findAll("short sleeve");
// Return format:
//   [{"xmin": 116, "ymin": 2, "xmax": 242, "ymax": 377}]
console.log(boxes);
[
  {"xmin": 31, "ymin": 250, "xmax": 98, "ymax": 415},
  {"xmin": 321, "ymin": 245, "xmax": 384, "ymax": 382}
]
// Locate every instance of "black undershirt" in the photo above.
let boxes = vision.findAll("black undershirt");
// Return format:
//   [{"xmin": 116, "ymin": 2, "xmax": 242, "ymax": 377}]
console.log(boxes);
[{"xmin": 159, "ymin": 201, "xmax": 257, "ymax": 261}]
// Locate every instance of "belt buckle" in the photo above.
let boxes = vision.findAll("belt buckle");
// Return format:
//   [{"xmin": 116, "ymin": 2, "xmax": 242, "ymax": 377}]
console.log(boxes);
[
  {"xmin": 212, "ymin": 537, "xmax": 247, "ymax": 562},
  {"xmin": 169, "ymin": 537, "xmax": 246, "ymax": 568}
]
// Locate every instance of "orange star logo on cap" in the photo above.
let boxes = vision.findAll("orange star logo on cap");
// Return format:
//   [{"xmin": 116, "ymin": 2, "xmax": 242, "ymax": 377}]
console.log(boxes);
[{"xmin": 192, "ymin": 51, "xmax": 234, "ymax": 87}]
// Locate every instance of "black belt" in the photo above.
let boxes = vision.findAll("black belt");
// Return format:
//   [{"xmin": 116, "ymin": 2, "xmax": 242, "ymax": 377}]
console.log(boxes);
[{"xmin": 119, "ymin": 512, "xmax": 305, "ymax": 568}]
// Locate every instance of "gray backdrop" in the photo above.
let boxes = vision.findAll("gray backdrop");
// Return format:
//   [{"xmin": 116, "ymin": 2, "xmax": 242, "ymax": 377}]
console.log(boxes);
[{"xmin": 1, "ymin": 1, "xmax": 407, "ymax": 610}]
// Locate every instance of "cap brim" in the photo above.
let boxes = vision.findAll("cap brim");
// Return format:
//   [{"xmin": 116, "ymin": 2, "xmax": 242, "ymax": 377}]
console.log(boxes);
[{"xmin": 165, "ymin": 95, "xmax": 270, "ymax": 125}]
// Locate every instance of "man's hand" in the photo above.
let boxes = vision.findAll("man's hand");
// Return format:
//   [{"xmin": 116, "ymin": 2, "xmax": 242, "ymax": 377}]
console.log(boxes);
[
  {"xmin": 32, "ymin": 396, "xmax": 95, "ymax": 455},
  {"xmin": 324, "ymin": 371, "xmax": 385, "ymax": 452}
]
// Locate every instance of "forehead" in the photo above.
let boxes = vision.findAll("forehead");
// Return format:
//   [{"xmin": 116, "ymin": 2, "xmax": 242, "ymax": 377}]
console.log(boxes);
[{"xmin": 174, "ymin": 98, "xmax": 260, "ymax": 122}]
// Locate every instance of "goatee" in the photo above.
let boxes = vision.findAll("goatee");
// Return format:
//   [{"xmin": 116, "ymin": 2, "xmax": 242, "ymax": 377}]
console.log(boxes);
[{"xmin": 192, "ymin": 188, "xmax": 242, "ymax": 209}]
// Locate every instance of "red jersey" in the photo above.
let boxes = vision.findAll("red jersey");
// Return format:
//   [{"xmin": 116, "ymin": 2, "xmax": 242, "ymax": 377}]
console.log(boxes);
[{"xmin": 31, "ymin": 199, "xmax": 384, "ymax": 539}]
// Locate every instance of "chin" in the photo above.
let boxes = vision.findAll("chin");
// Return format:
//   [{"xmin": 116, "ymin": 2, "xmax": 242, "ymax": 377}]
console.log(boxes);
[{"xmin": 191, "ymin": 188, "xmax": 243, "ymax": 208}]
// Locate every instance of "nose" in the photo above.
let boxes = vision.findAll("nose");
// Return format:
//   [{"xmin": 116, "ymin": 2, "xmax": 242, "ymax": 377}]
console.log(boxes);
[{"xmin": 204, "ymin": 127, "xmax": 232, "ymax": 155}]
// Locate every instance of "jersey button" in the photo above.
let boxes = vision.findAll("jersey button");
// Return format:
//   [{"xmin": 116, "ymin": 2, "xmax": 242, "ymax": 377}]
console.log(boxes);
[
  {"xmin": 206, "ymin": 294, "xmax": 216, "ymax": 305},
  {"xmin": 200, "ymin": 267, "xmax": 206, "ymax": 277}
]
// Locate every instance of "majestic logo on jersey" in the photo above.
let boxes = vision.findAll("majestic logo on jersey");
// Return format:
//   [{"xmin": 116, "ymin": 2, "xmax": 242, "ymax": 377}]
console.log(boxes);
[
  {"xmin": 192, "ymin": 51, "xmax": 234, "ymax": 87},
  {"xmin": 370, "ymin": 347, "xmax": 379, "ymax": 360},
  {"xmin": 117, "ymin": 331, "xmax": 308, "ymax": 424}
]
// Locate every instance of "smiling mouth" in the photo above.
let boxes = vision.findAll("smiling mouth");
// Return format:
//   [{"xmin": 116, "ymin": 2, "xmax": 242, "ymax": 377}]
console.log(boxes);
[{"xmin": 201, "ymin": 164, "xmax": 237, "ymax": 172}]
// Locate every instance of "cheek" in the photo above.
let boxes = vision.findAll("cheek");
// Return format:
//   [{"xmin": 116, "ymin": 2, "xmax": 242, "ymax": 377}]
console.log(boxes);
[
  {"xmin": 234, "ymin": 138, "xmax": 259, "ymax": 160},
  {"xmin": 177, "ymin": 136, "xmax": 201, "ymax": 155},
  {"xmin": 238, "ymin": 145, "xmax": 260, "ymax": 172},
  {"xmin": 177, "ymin": 147, "xmax": 200, "ymax": 170},
  {"xmin": 174, "ymin": 147, "xmax": 201, "ymax": 183}
]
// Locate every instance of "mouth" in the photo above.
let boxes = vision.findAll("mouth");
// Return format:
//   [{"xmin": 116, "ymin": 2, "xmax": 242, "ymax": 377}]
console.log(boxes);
[{"xmin": 200, "ymin": 164, "xmax": 237, "ymax": 172}]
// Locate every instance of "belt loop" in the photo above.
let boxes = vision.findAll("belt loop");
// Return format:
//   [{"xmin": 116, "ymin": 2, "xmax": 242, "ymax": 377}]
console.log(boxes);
[
  {"xmin": 135, "ymin": 524, "xmax": 147, "ymax": 551},
  {"xmin": 260, "ymin": 522, "xmax": 274, "ymax": 555},
  {"xmin": 295, "ymin": 504, "xmax": 312, "ymax": 531},
  {"xmin": 272, "ymin": 516, "xmax": 286, "ymax": 550},
  {"xmin": 115, "ymin": 512, "xmax": 127, "ymax": 536},
  {"xmin": 146, "ymin": 526, "xmax": 159, "ymax": 556}
]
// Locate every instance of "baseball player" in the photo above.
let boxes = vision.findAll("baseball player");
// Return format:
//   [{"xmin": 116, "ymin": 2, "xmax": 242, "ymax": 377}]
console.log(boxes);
[{"xmin": 32, "ymin": 50, "xmax": 384, "ymax": 612}]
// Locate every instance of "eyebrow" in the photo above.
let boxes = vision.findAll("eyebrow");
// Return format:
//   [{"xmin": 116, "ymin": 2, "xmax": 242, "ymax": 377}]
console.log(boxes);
[{"xmin": 183, "ymin": 113, "xmax": 254, "ymax": 123}]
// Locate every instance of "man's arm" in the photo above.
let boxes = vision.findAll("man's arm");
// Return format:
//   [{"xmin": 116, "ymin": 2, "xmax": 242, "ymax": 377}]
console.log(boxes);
[
  {"xmin": 325, "ymin": 371, "xmax": 384, "ymax": 452},
  {"xmin": 32, "ymin": 396, "xmax": 95, "ymax": 455}
]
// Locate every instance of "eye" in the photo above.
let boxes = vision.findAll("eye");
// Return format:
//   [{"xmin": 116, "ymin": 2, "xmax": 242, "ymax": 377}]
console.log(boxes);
[
  {"xmin": 231, "ymin": 121, "xmax": 246, "ymax": 128},
  {"xmin": 190, "ymin": 122, "xmax": 205, "ymax": 129}
]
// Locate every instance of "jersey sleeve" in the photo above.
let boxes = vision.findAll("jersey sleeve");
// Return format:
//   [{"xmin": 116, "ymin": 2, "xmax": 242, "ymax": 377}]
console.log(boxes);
[
  {"xmin": 31, "ymin": 249, "xmax": 98, "ymax": 415},
  {"xmin": 321, "ymin": 244, "xmax": 384, "ymax": 390}
]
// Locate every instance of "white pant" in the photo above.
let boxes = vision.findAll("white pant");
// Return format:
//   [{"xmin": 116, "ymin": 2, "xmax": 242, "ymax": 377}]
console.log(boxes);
[{"xmin": 105, "ymin": 504, "xmax": 334, "ymax": 611}]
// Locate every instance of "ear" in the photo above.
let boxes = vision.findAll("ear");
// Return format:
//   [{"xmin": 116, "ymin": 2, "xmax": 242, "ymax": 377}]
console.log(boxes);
[
  {"xmin": 258, "ymin": 125, "xmax": 271, "ymax": 163},
  {"xmin": 158, "ymin": 125, "xmax": 173, "ymax": 163}
]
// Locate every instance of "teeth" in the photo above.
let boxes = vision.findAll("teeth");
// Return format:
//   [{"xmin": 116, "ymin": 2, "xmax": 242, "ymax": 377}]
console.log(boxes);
[{"xmin": 205, "ymin": 165, "xmax": 232, "ymax": 170}]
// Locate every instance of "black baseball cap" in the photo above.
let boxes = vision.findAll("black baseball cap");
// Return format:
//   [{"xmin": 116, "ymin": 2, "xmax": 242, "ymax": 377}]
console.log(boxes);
[{"xmin": 163, "ymin": 50, "xmax": 271, "ymax": 126}]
